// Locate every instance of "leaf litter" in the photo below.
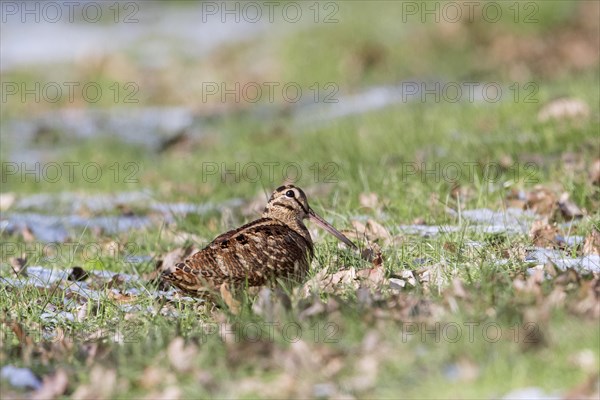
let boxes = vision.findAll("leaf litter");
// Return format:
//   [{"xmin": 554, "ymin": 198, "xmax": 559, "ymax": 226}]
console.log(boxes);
[{"xmin": 2, "ymin": 186, "xmax": 599, "ymax": 398}]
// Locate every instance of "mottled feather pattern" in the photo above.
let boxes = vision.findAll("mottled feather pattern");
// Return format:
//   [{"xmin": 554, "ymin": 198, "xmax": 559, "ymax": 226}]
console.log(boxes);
[{"xmin": 161, "ymin": 185, "xmax": 355, "ymax": 296}]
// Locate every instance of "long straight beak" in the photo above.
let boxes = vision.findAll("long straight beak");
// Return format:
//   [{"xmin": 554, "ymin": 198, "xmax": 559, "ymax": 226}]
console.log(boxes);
[{"xmin": 308, "ymin": 208, "xmax": 357, "ymax": 250}]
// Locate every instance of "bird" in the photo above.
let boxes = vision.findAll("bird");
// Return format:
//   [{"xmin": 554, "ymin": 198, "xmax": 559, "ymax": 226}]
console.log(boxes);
[{"xmin": 162, "ymin": 184, "xmax": 356, "ymax": 297}]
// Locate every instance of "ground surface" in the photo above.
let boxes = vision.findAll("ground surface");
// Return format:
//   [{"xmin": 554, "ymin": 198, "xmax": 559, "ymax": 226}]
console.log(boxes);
[{"xmin": 1, "ymin": 1, "xmax": 599, "ymax": 399}]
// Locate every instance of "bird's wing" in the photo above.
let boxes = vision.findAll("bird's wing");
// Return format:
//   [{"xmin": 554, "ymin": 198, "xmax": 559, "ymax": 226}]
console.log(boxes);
[{"xmin": 162, "ymin": 218, "xmax": 312, "ymax": 293}]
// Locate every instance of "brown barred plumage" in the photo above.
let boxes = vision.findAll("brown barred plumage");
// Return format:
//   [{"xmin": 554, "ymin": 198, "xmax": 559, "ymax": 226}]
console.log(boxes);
[{"xmin": 161, "ymin": 185, "xmax": 356, "ymax": 296}]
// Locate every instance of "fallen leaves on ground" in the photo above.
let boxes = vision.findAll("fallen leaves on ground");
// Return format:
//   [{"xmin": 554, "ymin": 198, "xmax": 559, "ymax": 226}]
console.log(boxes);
[
  {"xmin": 529, "ymin": 219, "xmax": 559, "ymax": 248},
  {"xmin": 525, "ymin": 186, "xmax": 558, "ymax": 216},
  {"xmin": 32, "ymin": 369, "xmax": 69, "ymax": 400},
  {"xmin": 156, "ymin": 245, "xmax": 200, "ymax": 274},
  {"xmin": 305, "ymin": 267, "xmax": 359, "ymax": 295},
  {"xmin": 356, "ymin": 244, "xmax": 386, "ymax": 288},
  {"xmin": 570, "ymin": 277, "xmax": 600, "ymax": 318},
  {"xmin": 168, "ymin": 337, "xmax": 198, "ymax": 372},
  {"xmin": 70, "ymin": 366, "xmax": 117, "ymax": 400},
  {"xmin": 590, "ymin": 159, "xmax": 600, "ymax": 186},
  {"xmin": 558, "ymin": 192, "xmax": 584, "ymax": 219},
  {"xmin": 415, "ymin": 263, "xmax": 447, "ymax": 293},
  {"xmin": 9, "ymin": 255, "xmax": 27, "ymax": 275},
  {"xmin": 21, "ymin": 226, "xmax": 36, "ymax": 242},
  {"xmin": 359, "ymin": 192, "xmax": 380, "ymax": 210},
  {"xmin": 351, "ymin": 219, "xmax": 392, "ymax": 243},
  {"xmin": 583, "ymin": 229, "xmax": 600, "ymax": 256}
]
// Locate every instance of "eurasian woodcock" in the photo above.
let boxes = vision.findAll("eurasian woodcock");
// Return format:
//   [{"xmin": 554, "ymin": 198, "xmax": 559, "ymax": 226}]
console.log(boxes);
[{"xmin": 162, "ymin": 185, "xmax": 356, "ymax": 296}]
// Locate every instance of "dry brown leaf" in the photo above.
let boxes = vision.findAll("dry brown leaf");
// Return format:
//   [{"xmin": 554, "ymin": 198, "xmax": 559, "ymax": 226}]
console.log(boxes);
[
  {"xmin": 9, "ymin": 256, "xmax": 27, "ymax": 275},
  {"xmin": 346, "ymin": 354, "xmax": 378, "ymax": 391},
  {"xmin": 563, "ymin": 373, "xmax": 600, "ymax": 400},
  {"xmin": 450, "ymin": 183, "xmax": 474, "ymax": 202},
  {"xmin": 140, "ymin": 386, "xmax": 179, "ymax": 400},
  {"xmin": 21, "ymin": 226, "xmax": 35, "ymax": 242},
  {"xmin": 144, "ymin": 387, "xmax": 181, "ymax": 400},
  {"xmin": 416, "ymin": 263, "xmax": 446, "ymax": 291},
  {"xmin": 571, "ymin": 277, "xmax": 600, "ymax": 318},
  {"xmin": 360, "ymin": 242, "xmax": 382, "ymax": 264},
  {"xmin": 401, "ymin": 270, "xmax": 417, "ymax": 287},
  {"xmin": 451, "ymin": 278, "xmax": 468, "ymax": 299},
  {"xmin": 108, "ymin": 290, "xmax": 136, "ymax": 303},
  {"xmin": 412, "ymin": 217, "xmax": 426, "ymax": 225},
  {"xmin": 390, "ymin": 270, "xmax": 417, "ymax": 290},
  {"xmin": 359, "ymin": 192, "xmax": 380, "ymax": 209},
  {"xmin": 9, "ymin": 321, "xmax": 33, "ymax": 346},
  {"xmin": 450, "ymin": 357, "xmax": 480, "ymax": 382},
  {"xmin": 529, "ymin": 219, "xmax": 559, "ymax": 248},
  {"xmin": 157, "ymin": 245, "xmax": 199, "ymax": 273},
  {"xmin": 319, "ymin": 268, "xmax": 358, "ymax": 294},
  {"xmin": 513, "ymin": 269, "xmax": 544, "ymax": 296},
  {"xmin": 499, "ymin": 154, "xmax": 514, "ymax": 170},
  {"xmin": 71, "ymin": 366, "xmax": 116, "ymax": 400},
  {"xmin": 537, "ymin": 97, "xmax": 590, "ymax": 122},
  {"xmin": 505, "ymin": 188, "xmax": 527, "ymax": 209},
  {"xmin": 350, "ymin": 220, "xmax": 367, "ymax": 238},
  {"xmin": 526, "ymin": 186, "xmax": 557, "ymax": 216},
  {"xmin": 357, "ymin": 244, "xmax": 386, "ymax": 287},
  {"xmin": 367, "ymin": 219, "xmax": 391, "ymax": 242},
  {"xmin": 583, "ymin": 229, "xmax": 600, "ymax": 255},
  {"xmin": 139, "ymin": 367, "xmax": 165, "ymax": 389},
  {"xmin": 589, "ymin": 159, "xmax": 600, "ymax": 186},
  {"xmin": 357, "ymin": 265, "xmax": 386, "ymax": 287},
  {"xmin": 167, "ymin": 337, "xmax": 198, "ymax": 373},
  {"xmin": 443, "ymin": 242, "xmax": 457, "ymax": 253},
  {"xmin": 568, "ymin": 349, "xmax": 598, "ymax": 374},
  {"xmin": 32, "ymin": 369, "xmax": 68, "ymax": 400},
  {"xmin": 558, "ymin": 192, "xmax": 584, "ymax": 219},
  {"xmin": 351, "ymin": 219, "xmax": 391, "ymax": 243}
]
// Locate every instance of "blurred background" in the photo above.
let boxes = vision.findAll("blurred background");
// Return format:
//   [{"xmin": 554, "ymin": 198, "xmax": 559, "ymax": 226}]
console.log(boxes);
[{"xmin": 2, "ymin": 0, "xmax": 597, "ymax": 205}]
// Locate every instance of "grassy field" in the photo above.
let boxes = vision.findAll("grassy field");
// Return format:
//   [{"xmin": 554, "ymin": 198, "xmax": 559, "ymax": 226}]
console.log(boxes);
[{"xmin": 1, "ymin": 1, "xmax": 599, "ymax": 398}]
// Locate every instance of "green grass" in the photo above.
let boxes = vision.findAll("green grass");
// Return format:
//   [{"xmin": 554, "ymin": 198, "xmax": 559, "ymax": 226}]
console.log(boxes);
[{"xmin": 1, "ymin": 1, "xmax": 599, "ymax": 398}]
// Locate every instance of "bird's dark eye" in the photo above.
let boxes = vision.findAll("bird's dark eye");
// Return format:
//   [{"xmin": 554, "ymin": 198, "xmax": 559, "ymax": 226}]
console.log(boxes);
[{"xmin": 285, "ymin": 190, "xmax": 295, "ymax": 198}]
